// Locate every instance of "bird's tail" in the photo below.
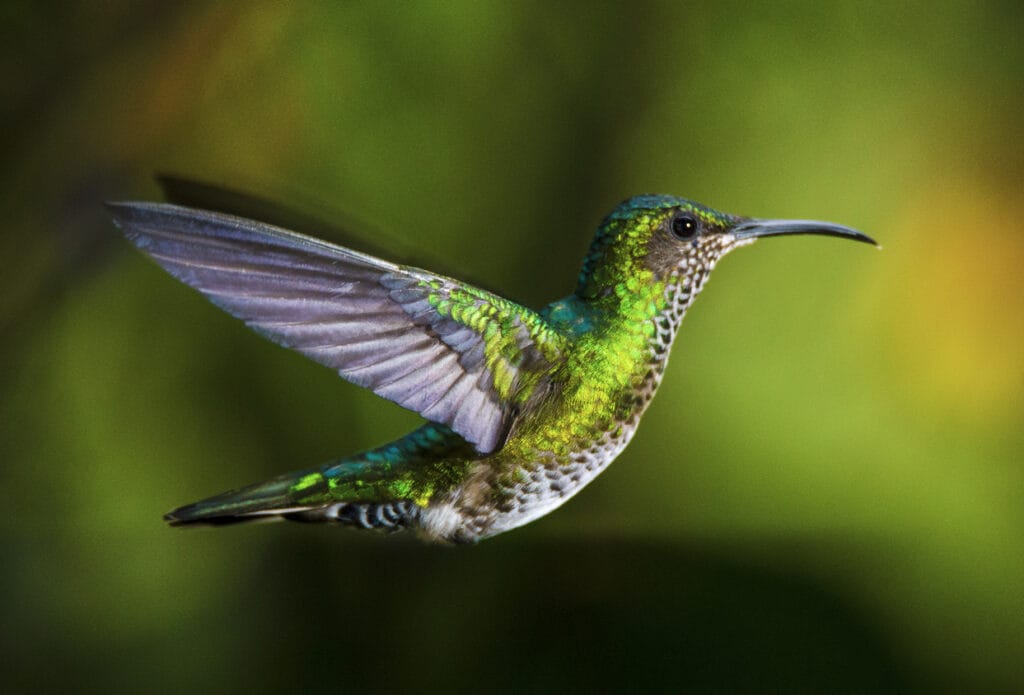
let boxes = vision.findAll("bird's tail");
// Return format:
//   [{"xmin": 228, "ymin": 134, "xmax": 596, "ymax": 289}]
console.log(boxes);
[
  {"xmin": 164, "ymin": 463, "xmax": 426, "ymax": 532},
  {"xmin": 164, "ymin": 467, "xmax": 333, "ymax": 526},
  {"xmin": 165, "ymin": 424, "xmax": 473, "ymax": 531}
]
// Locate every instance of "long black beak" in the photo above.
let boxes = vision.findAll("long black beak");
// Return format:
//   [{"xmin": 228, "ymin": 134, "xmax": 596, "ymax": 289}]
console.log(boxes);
[{"xmin": 731, "ymin": 218, "xmax": 877, "ymax": 246}]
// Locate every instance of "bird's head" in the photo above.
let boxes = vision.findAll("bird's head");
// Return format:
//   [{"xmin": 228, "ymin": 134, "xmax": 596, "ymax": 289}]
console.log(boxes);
[{"xmin": 576, "ymin": 195, "xmax": 875, "ymax": 318}]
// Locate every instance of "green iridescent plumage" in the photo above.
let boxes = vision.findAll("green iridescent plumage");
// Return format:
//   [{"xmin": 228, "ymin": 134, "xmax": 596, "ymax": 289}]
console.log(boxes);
[{"xmin": 109, "ymin": 194, "xmax": 873, "ymax": 542}]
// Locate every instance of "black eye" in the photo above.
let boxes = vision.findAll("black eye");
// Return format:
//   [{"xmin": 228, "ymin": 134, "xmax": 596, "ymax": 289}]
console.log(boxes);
[{"xmin": 670, "ymin": 214, "xmax": 699, "ymax": 240}]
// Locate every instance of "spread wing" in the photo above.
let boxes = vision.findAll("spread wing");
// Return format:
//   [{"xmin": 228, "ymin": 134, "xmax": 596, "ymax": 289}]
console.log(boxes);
[{"xmin": 108, "ymin": 202, "xmax": 565, "ymax": 454}]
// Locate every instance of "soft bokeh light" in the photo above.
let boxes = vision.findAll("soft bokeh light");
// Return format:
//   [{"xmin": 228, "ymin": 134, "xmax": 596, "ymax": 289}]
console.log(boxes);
[{"xmin": 3, "ymin": 3, "xmax": 1022, "ymax": 692}]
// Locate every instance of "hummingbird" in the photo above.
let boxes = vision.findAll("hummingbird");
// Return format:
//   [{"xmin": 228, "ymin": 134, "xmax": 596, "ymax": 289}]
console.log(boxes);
[{"xmin": 108, "ymin": 195, "xmax": 874, "ymax": 543}]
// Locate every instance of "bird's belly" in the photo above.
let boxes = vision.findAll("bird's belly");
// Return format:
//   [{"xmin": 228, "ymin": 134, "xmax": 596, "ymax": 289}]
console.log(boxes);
[
  {"xmin": 486, "ymin": 459, "xmax": 611, "ymax": 536},
  {"xmin": 425, "ymin": 422, "xmax": 639, "ymax": 542}
]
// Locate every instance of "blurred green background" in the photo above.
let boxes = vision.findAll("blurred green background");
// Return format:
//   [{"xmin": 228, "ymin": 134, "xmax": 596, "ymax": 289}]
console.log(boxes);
[{"xmin": 3, "ymin": 2, "xmax": 1022, "ymax": 692}]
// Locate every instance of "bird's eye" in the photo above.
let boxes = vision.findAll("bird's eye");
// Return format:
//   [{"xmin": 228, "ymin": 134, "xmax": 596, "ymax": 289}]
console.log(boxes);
[{"xmin": 670, "ymin": 214, "xmax": 699, "ymax": 241}]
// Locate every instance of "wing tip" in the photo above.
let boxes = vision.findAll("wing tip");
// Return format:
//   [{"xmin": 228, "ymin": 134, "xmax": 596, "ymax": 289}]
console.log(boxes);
[
  {"xmin": 104, "ymin": 200, "xmax": 133, "ymax": 227},
  {"xmin": 105, "ymin": 199, "xmax": 157, "ymax": 216},
  {"xmin": 105, "ymin": 201, "xmax": 179, "ymax": 236}
]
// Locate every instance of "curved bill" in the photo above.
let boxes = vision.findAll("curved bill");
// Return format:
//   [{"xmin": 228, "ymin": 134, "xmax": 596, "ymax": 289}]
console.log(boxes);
[{"xmin": 731, "ymin": 219, "xmax": 877, "ymax": 246}]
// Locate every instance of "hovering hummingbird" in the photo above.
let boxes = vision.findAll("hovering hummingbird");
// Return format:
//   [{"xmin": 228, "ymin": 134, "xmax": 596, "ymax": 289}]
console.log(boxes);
[{"xmin": 108, "ymin": 195, "xmax": 874, "ymax": 543}]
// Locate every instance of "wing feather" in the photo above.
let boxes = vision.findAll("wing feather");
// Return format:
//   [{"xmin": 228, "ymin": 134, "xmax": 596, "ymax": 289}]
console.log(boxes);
[{"xmin": 109, "ymin": 202, "xmax": 565, "ymax": 453}]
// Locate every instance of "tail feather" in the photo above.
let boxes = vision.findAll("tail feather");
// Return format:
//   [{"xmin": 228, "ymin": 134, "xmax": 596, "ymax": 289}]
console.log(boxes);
[
  {"xmin": 164, "ymin": 470, "xmax": 331, "ymax": 526},
  {"xmin": 163, "ymin": 463, "xmax": 454, "ymax": 531},
  {"xmin": 164, "ymin": 423, "xmax": 473, "ymax": 531}
]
